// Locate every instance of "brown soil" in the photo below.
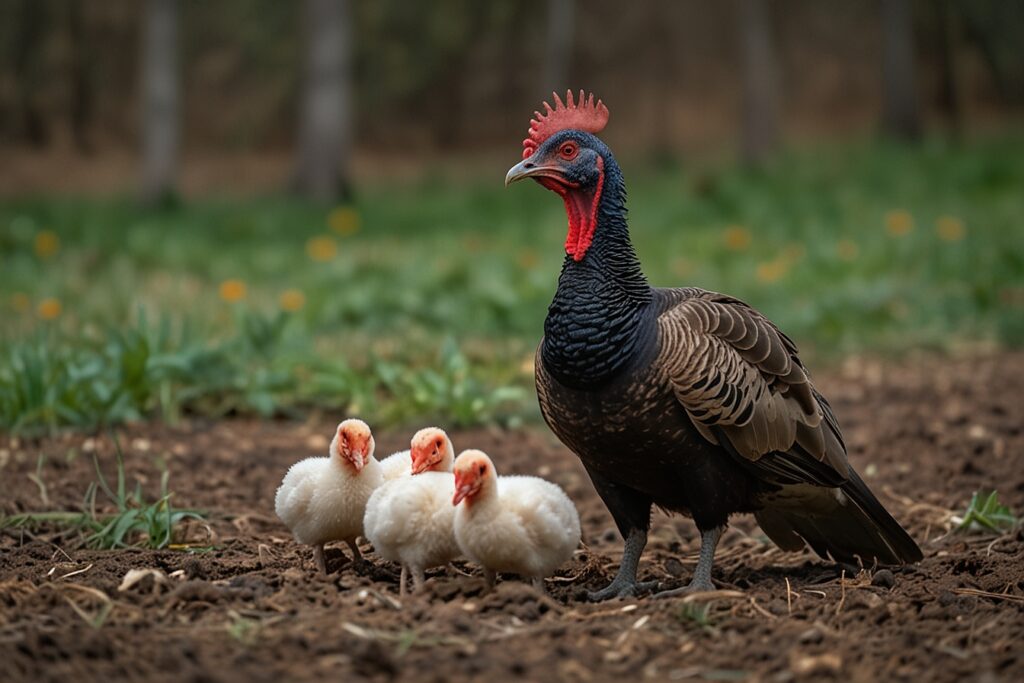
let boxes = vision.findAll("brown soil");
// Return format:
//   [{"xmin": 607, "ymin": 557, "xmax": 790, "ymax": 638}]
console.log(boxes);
[{"xmin": 2, "ymin": 353, "xmax": 1023, "ymax": 683}]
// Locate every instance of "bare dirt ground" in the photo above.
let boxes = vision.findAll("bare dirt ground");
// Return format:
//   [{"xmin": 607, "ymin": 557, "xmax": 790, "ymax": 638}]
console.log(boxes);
[{"xmin": 2, "ymin": 353, "xmax": 1023, "ymax": 683}]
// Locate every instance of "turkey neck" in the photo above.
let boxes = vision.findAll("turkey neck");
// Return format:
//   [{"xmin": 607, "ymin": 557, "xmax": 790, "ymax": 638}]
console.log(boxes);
[{"xmin": 542, "ymin": 158, "xmax": 653, "ymax": 389}]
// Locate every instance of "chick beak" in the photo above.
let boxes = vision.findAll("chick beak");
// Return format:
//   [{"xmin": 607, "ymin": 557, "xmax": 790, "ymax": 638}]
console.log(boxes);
[
  {"xmin": 347, "ymin": 448, "xmax": 366, "ymax": 472},
  {"xmin": 505, "ymin": 159, "xmax": 567, "ymax": 187},
  {"xmin": 452, "ymin": 473, "xmax": 476, "ymax": 505}
]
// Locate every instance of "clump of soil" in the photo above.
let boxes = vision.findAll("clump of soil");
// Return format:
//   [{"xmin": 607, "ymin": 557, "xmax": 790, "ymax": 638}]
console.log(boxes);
[{"xmin": 2, "ymin": 353, "xmax": 1023, "ymax": 682}]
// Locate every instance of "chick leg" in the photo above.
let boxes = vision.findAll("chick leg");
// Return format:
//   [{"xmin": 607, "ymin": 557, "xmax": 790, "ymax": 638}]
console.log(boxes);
[
  {"xmin": 346, "ymin": 539, "xmax": 365, "ymax": 570},
  {"xmin": 653, "ymin": 526, "xmax": 723, "ymax": 598},
  {"xmin": 531, "ymin": 577, "xmax": 548, "ymax": 596},
  {"xmin": 588, "ymin": 527, "xmax": 660, "ymax": 600},
  {"xmin": 399, "ymin": 566, "xmax": 409, "ymax": 597},
  {"xmin": 313, "ymin": 543, "xmax": 327, "ymax": 575},
  {"xmin": 411, "ymin": 566, "xmax": 426, "ymax": 594}
]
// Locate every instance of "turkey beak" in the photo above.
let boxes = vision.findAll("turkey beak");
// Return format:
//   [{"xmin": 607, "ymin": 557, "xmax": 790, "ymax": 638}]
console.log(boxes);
[{"xmin": 505, "ymin": 159, "xmax": 565, "ymax": 187}]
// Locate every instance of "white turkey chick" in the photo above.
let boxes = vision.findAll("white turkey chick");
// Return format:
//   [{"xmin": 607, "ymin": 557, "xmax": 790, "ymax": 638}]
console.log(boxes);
[
  {"xmin": 275, "ymin": 418, "xmax": 383, "ymax": 574},
  {"xmin": 378, "ymin": 448, "xmax": 412, "ymax": 482},
  {"xmin": 452, "ymin": 449, "xmax": 580, "ymax": 592},
  {"xmin": 363, "ymin": 428, "xmax": 458, "ymax": 595}
]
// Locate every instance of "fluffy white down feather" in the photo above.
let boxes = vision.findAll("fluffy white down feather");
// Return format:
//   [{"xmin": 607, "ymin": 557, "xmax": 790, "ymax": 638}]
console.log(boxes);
[
  {"xmin": 363, "ymin": 472, "xmax": 460, "ymax": 581},
  {"xmin": 275, "ymin": 453, "xmax": 383, "ymax": 547},
  {"xmin": 378, "ymin": 449, "xmax": 412, "ymax": 481},
  {"xmin": 454, "ymin": 475, "xmax": 580, "ymax": 580}
]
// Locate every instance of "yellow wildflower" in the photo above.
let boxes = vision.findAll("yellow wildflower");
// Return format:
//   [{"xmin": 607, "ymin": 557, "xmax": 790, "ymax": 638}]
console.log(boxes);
[
  {"xmin": 37, "ymin": 298, "xmax": 62, "ymax": 320},
  {"xmin": 885, "ymin": 210, "xmax": 914, "ymax": 237},
  {"xmin": 328, "ymin": 206, "xmax": 360, "ymax": 236},
  {"xmin": 723, "ymin": 225, "xmax": 751, "ymax": 251},
  {"xmin": 755, "ymin": 259, "xmax": 788, "ymax": 283},
  {"xmin": 219, "ymin": 279, "xmax": 247, "ymax": 302},
  {"xmin": 836, "ymin": 239, "xmax": 859, "ymax": 261},
  {"xmin": 306, "ymin": 235, "xmax": 337, "ymax": 262},
  {"xmin": 936, "ymin": 216, "xmax": 965, "ymax": 242},
  {"xmin": 279, "ymin": 289, "xmax": 306, "ymax": 312},
  {"xmin": 34, "ymin": 230, "xmax": 60, "ymax": 259},
  {"xmin": 11, "ymin": 292, "xmax": 31, "ymax": 312}
]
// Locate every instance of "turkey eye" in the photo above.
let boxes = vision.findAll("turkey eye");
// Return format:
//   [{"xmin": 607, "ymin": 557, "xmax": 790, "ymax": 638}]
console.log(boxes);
[
  {"xmin": 478, "ymin": 465, "xmax": 485, "ymax": 474},
  {"xmin": 559, "ymin": 143, "xmax": 578, "ymax": 160}
]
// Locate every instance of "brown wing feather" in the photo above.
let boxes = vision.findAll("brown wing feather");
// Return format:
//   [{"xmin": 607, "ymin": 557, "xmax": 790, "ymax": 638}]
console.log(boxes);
[{"xmin": 657, "ymin": 290, "xmax": 848, "ymax": 481}]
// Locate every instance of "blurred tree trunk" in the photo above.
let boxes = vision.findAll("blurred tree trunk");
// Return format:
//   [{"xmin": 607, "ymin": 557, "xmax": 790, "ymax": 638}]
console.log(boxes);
[
  {"xmin": 935, "ymin": 0, "xmax": 963, "ymax": 136},
  {"xmin": 293, "ymin": 0, "xmax": 353, "ymax": 201},
  {"xmin": 957, "ymin": 2, "xmax": 1024, "ymax": 107},
  {"xmin": 542, "ymin": 0, "xmax": 575, "ymax": 92},
  {"xmin": 13, "ymin": 0, "xmax": 49, "ymax": 147},
  {"xmin": 69, "ymin": 0, "xmax": 95, "ymax": 154},
  {"xmin": 738, "ymin": 0, "xmax": 780, "ymax": 166},
  {"xmin": 880, "ymin": 0, "xmax": 921, "ymax": 140},
  {"xmin": 141, "ymin": 0, "xmax": 180, "ymax": 203}
]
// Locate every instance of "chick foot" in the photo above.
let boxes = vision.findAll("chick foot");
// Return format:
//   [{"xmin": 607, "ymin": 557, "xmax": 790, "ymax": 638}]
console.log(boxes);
[{"xmin": 313, "ymin": 543, "xmax": 328, "ymax": 575}]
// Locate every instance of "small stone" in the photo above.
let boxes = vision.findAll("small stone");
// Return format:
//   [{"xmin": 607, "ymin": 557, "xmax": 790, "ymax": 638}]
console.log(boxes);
[
  {"xmin": 791, "ymin": 652, "xmax": 842, "ymax": 675},
  {"xmin": 871, "ymin": 569, "xmax": 896, "ymax": 589},
  {"xmin": 797, "ymin": 627, "xmax": 823, "ymax": 644},
  {"xmin": 183, "ymin": 558, "xmax": 205, "ymax": 580},
  {"xmin": 664, "ymin": 558, "xmax": 685, "ymax": 578}
]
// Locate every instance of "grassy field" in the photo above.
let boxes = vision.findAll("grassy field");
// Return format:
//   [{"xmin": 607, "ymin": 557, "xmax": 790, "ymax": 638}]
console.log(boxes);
[{"xmin": 2, "ymin": 136, "xmax": 1022, "ymax": 434}]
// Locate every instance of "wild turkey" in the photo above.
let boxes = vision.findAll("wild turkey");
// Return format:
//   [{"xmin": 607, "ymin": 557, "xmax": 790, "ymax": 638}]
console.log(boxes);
[{"xmin": 505, "ymin": 91, "xmax": 922, "ymax": 600}]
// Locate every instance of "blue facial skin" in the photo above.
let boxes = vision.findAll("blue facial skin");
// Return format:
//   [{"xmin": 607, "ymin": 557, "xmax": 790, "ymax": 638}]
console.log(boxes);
[{"xmin": 510, "ymin": 130, "xmax": 611, "ymax": 192}]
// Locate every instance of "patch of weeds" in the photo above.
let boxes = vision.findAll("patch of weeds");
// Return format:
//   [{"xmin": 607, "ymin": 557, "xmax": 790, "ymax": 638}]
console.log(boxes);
[
  {"xmin": 677, "ymin": 601, "xmax": 716, "ymax": 634},
  {"xmin": 393, "ymin": 629, "xmax": 420, "ymax": 658},
  {"xmin": 954, "ymin": 490, "xmax": 1018, "ymax": 533},
  {"xmin": 368, "ymin": 338, "xmax": 528, "ymax": 427},
  {"xmin": 0, "ymin": 435, "xmax": 205, "ymax": 549},
  {"xmin": 226, "ymin": 611, "xmax": 261, "ymax": 646},
  {"xmin": 0, "ymin": 313, "xmax": 528, "ymax": 436},
  {"xmin": 27, "ymin": 453, "xmax": 49, "ymax": 505},
  {"xmin": 60, "ymin": 584, "xmax": 114, "ymax": 629}
]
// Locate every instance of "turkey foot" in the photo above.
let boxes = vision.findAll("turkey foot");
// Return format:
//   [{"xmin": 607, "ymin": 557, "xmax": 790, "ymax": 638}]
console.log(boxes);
[
  {"xmin": 589, "ymin": 577, "xmax": 660, "ymax": 601},
  {"xmin": 588, "ymin": 527, "xmax": 660, "ymax": 601},
  {"xmin": 653, "ymin": 526, "xmax": 722, "ymax": 599},
  {"xmin": 651, "ymin": 578, "xmax": 716, "ymax": 599}
]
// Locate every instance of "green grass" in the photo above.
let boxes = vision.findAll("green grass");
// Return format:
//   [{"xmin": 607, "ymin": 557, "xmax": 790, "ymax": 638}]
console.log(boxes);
[
  {"xmin": 955, "ymin": 490, "xmax": 1018, "ymax": 534},
  {"xmin": 2, "ymin": 135, "xmax": 1023, "ymax": 434},
  {"xmin": 0, "ymin": 437, "xmax": 204, "ymax": 549}
]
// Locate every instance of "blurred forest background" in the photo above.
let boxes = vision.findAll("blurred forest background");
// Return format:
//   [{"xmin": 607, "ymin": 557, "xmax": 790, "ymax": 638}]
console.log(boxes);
[{"xmin": 1, "ymin": 0, "xmax": 1023, "ymax": 435}]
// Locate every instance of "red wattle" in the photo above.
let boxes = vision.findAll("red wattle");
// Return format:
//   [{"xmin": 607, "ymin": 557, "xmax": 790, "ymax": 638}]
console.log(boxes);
[{"xmin": 563, "ymin": 157, "xmax": 604, "ymax": 261}]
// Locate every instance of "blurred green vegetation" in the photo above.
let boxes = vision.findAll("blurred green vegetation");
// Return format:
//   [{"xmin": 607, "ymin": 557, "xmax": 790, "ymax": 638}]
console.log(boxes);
[{"xmin": 2, "ymin": 137, "xmax": 1023, "ymax": 435}]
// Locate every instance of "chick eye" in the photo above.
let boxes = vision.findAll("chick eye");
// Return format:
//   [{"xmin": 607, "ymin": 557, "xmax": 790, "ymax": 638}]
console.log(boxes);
[
  {"xmin": 559, "ymin": 142, "xmax": 578, "ymax": 160},
  {"xmin": 478, "ymin": 465, "xmax": 486, "ymax": 474}
]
